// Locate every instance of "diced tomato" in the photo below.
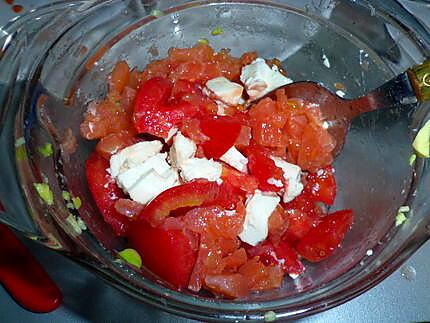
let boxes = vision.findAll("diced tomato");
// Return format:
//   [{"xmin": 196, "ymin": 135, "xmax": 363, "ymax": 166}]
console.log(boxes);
[
  {"xmin": 128, "ymin": 221, "xmax": 197, "ymax": 289},
  {"xmin": 180, "ymin": 118, "xmax": 209, "ymax": 144},
  {"xmin": 245, "ymin": 240, "xmax": 304, "ymax": 277},
  {"xmin": 204, "ymin": 274, "xmax": 248, "ymax": 299},
  {"xmin": 133, "ymin": 77, "xmax": 201, "ymax": 138},
  {"xmin": 238, "ymin": 258, "xmax": 283, "ymax": 291},
  {"xmin": 235, "ymin": 125, "xmax": 252, "ymax": 149},
  {"xmin": 109, "ymin": 61, "xmax": 130, "ymax": 94},
  {"xmin": 296, "ymin": 209, "xmax": 353, "ymax": 262},
  {"xmin": 247, "ymin": 145, "xmax": 284, "ymax": 192},
  {"xmin": 95, "ymin": 130, "xmax": 138, "ymax": 160},
  {"xmin": 85, "ymin": 152, "xmax": 129, "ymax": 236},
  {"xmin": 304, "ymin": 166, "xmax": 336, "ymax": 205},
  {"xmin": 249, "ymin": 97, "xmax": 287, "ymax": 149},
  {"xmin": 221, "ymin": 165, "xmax": 258, "ymax": 194},
  {"xmin": 268, "ymin": 205, "xmax": 289, "ymax": 244},
  {"xmin": 282, "ymin": 193, "xmax": 323, "ymax": 243},
  {"xmin": 200, "ymin": 116, "xmax": 242, "ymax": 159},
  {"xmin": 140, "ymin": 180, "xmax": 237, "ymax": 226},
  {"xmin": 220, "ymin": 248, "xmax": 248, "ymax": 272}
]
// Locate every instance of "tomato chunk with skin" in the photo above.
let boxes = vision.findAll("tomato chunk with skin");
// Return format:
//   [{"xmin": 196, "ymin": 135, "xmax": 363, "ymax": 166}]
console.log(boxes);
[
  {"xmin": 200, "ymin": 116, "xmax": 242, "ymax": 159},
  {"xmin": 304, "ymin": 166, "xmax": 336, "ymax": 206},
  {"xmin": 296, "ymin": 209, "xmax": 353, "ymax": 262},
  {"xmin": 204, "ymin": 274, "xmax": 249, "ymax": 299},
  {"xmin": 85, "ymin": 152, "xmax": 129, "ymax": 236},
  {"xmin": 128, "ymin": 222, "xmax": 197, "ymax": 289},
  {"xmin": 133, "ymin": 77, "xmax": 201, "ymax": 138},
  {"xmin": 140, "ymin": 180, "xmax": 236, "ymax": 226}
]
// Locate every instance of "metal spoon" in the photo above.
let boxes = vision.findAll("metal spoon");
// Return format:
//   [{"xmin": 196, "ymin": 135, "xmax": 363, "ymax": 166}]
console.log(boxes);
[{"xmin": 280, "ymin": 60, "xmax": 430, "ymax": 154}]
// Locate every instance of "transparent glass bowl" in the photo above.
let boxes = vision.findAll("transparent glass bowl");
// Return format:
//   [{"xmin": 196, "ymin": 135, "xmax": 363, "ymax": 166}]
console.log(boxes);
[{"xmin": 0, "ymin": 0, "xmax": 429, "ymax": 320}]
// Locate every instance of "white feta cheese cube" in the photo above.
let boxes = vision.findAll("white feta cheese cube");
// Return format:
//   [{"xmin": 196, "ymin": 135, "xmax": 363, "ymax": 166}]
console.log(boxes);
[
  {"xmin": 267, "ymin": 177, "xmax": 283, "ymax": 188},
  {"xmin": 180, "ymin": 158, "xmax": 222, "ymax": 182},
  {"xmin": 239, "ymin": 190, "xmax": 280, "ymax": 246},
  {"xmin": 270, "ymin": 156, "xmax": 303, "ymax": 203},
  {"xmin": 116, "ymin": 153, "xmax": 171, "ymax": 192},
  {"xmin": 220, "ymin": 146, "xmax": 248, "ymax": 173},
  {"xmin": 240, "ymin": 58, "xmax": 293, "ymax": 100},
  {"xmin": 128, "ymin": 168, "xmax": 180, "ymax": 205},
  {"xmin": 205, "ymin": 77, "xmax": 244, "ymax": 106},
  {"xmin": 109, "ymin": 141, "xmax": 163, "ymax": 177},
  {"xmin": 169, "ymin": 132, "xmax": 197, "ymax": 168}
]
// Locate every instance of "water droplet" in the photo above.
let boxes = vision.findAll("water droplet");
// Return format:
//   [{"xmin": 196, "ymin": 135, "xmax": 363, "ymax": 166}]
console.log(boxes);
[{"xmin": 400, "ymin": 265, "xmax": 416, "ymax": 281}]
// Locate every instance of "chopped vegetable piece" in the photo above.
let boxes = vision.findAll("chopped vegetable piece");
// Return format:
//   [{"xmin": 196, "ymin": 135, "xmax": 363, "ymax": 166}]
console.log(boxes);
[
  {"xmin": 128, "ymin": 222, "xmax": 197, "ymax": 288},
  {"xmin": 304, "ymin": 166, "xmax": 336, "ymax": 206},
  {"xmin": 412, "ymin": 119, "xmax": 430, "ymax": 157},
  {"xmin": 211, "ymin": 26, "xmax": 224, "ymax": 36},
  {"xmin": 71, "ymin": 197, "xmax": 82, "ymax": 209},
  {"xmin": 66, "ymin": 214, "xmax": 84, "ymax": 235},
  {"xmin": 296, "ymin": 209, "xmax": 353, "ymax": 262},
  {"xmin": 398, "ymin": 205, "xmax": 410, "ymax": 213},
  {"xmin": 264, "ymin": 311, "xmax": 277, "ymax": 322},
  {"xmin": 14, "ymin": 137, "xmax": 25, "ymax": 147},
  {"xmin": 62, "ymin": 191, "xmax": 71, "ymax": 201},
  {"xmin": 197, "ymin": 38, "xmax": 209, "ymax": 45},
  {"xmin": 38, "ymin": 143, "xmax": 54, "ymax": 157},
  {"xmin": 16, "ymin": 145, "xmax": 27, "ymax": 161},
  {"xmin": 33, "ymin": 183, "xmax": 54, "ymax": 206},
  {"xmin": 150, "ymin": 9, "xmax": 165, "ymax": 17},
  {"xmin": 395, "ymin": 212, "xmax": 407, "ymax": 226},
  {"xmin": 409, "ymin": 153, "xmax": 416, "ymax": 166},
  {"xmin": 118, "ymin": 248, "xmax": 142, "ymax": 268}
]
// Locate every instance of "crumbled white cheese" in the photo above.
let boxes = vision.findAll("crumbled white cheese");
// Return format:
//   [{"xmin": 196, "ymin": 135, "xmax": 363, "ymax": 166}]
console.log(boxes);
[
  {"xmin": 220, "ymin": 146, "xmax": 248, "ymax": 173},
  {"xmin": 180, "ymin": 158, "xmax": 223, "ymax": 182},
  {"xmin": 128, "ymin": 168, "xmax": 179, "ymax": 204},
  {"xmin": 239, "ymin": 190, "xmax": 280, "ymax": 246},
  {"xmin": 169, "ymin": 131, "xmax": 197, "ymax": 168},
  {"xmin": 109, "ymin": 143, "xmax": 179, "ymax": 205},
  {"xmin": 204, "ymin": 77, "xmax": 244, "ymax": 106},
  {"xmin": 109, "ymin": 141, "xmax": 163, "ymax": 177},
  {"xmin": 240, "ymin": 58, "xmax": 293, "ymax": 100},
  {"xmin": 289, "ymin": 273, "xmax": 299, "ymax": 280},
  {"xmin": 270, "ymin": 156, "xmax": 303, "ymax": 203}
]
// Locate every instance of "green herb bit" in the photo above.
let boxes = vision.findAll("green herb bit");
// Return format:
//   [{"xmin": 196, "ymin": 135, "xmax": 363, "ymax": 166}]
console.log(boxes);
[
  {"xmin": 62, "ymin": 191, "xmax": 71, "ymax": 201},
  {"xmin": 264, "ymin": 311, "xmax": 277, "ymax": 322},
  {"xmin": 66, "ymin": 202, "xmax": 75, "ymax": 209},
  {"xmin": 197, "ymin": 38, "xmax": 209, "ymax": 45},
  {"xmin": 395, "ymin": 212, "xmax": 407, "ymax": 227},
  {"xmin": 66, "ymin": 214, "xmax": 83, "ymax": 235},
  {"xmin": 150, "ymin": 9, "xmax": 165, "ymax": 17},
  {"xmin": 72, "ymin": 196, "xmax": 82, "ymax": 209},
  {"xmin": 15, "ymin": 137, "xmax": 25, "ymax": 147},
  {"xmin": 118, "ymin": 248, "xmax": 142, "ymax": 269},
  {"xmin": 409, "ymin": 153, "xmax": 416, "ymax": 166},
  {"xmin": 16, "ymin": 145, "xmax": 27, "ymax": 161},
  {"xmin": 211, "ymin": 26, "xmax": 224, "ymax": 36},
  {"xmin": 38, "ymin": 143, "xmax": 53, "ymax": 157},
  {"xmin": 398, "ymin": 205, "xmax": 410, "ymax": 213},
  {"xmin": 33, "ymin": 183, "xmax": 54, "ymax": 206}
]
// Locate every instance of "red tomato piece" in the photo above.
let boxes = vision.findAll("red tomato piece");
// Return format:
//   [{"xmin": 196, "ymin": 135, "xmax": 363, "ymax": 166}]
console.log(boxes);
[
  {"xmin": 204, "ymin": 274, "xmax": 249, "ymax": 299},
  {"xmin": 304, "ymin": 166, "xmax": 336, "ymax": 206},
  {"xmin": 133, "ymin": 77, "xmax": 201, "ymax": 138},
  {"xmin": 247, "ymin": 146, "xmax": 284, "ymax": 192},
  {"xmin": 140, "ymin": 180, "xmax": 236, "ymax": 226},
  {"xmin": 296, "ymin": 209, "xmax": 353, "ymax": 262},
  {"xmin": 95, "ymin": 130, "xmax": 138, "ymax": 160},
  {"xmin": 245, "ymin": 240, "xmax": 304, "ymax": 277},
  {"xmin": 282, "ymin": 194, "xmax": 323, "ymax": 243},
  {"xmin": 128, "ymin": 222, "xmax": 197, "ymax": 289},
  {"xmin": 200, "ymin": 116, "xmax": 242, "ymax": 159},
  {"xmin": 221, "ymin": 165, "xmax": 258, "ymax": 194},
  {"xmin": 85, "ymin": 152, "xmax": 129, "ymax": 236}
]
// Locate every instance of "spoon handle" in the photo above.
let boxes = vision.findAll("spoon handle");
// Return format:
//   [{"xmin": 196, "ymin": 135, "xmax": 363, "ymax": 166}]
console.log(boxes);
[{"xmin": 408, "ymin": 59, "xmax": 430, "ymax": 102}]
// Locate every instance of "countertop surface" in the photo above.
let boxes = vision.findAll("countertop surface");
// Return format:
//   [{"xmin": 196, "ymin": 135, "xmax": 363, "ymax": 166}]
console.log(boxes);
[{"xmin": 0, "ymin": 1, "xmax": 429, "ymax": 322}]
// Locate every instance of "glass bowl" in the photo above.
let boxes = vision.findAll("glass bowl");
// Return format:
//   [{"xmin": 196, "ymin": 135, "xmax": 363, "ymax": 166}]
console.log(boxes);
[{"xmin": 0, "ymin": 0, "xmax": 429, "ymax": 320}]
